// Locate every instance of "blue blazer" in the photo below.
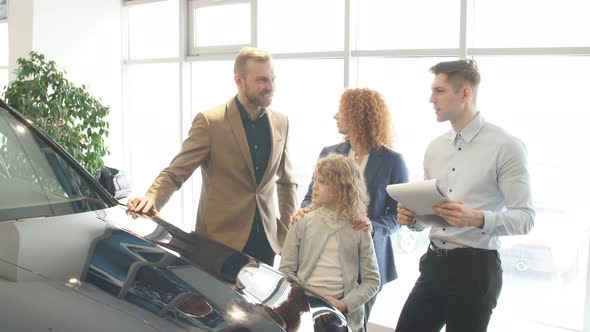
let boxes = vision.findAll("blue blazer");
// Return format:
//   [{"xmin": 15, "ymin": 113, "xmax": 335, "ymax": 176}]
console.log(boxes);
[{"xmin": 302, "ymin": 142, "xmax": 409, "ymax": 286}]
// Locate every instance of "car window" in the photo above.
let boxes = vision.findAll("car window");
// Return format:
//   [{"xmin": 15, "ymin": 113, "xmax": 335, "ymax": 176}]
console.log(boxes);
[{"xmin": 0, "ymin": 110, "xmax": 109, "ymax": 221}]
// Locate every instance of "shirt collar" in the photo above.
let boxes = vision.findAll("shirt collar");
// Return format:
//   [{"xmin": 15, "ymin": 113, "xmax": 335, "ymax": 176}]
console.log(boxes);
[
  {"xmin": 451, "ymin": 111, "xmax": 485, "ymax": 144},
  {"xmin": 235, "ymin": 95, "xmax": 267, "ymax": 121}
]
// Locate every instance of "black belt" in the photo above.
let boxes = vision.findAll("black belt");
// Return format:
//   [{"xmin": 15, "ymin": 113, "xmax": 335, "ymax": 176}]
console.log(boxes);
[{"xmin": 428, "ymin": 243, "xmax": 496, "ymax": 257}]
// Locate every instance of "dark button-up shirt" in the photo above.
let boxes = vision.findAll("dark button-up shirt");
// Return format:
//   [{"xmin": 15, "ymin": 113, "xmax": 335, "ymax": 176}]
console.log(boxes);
[{"xmin": 235, "ymin": 96, "xmax": 271, "ymax": 185}]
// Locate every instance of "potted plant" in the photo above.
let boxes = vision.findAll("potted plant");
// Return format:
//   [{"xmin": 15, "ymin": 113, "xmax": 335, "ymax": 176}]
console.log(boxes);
[{"xmin": 2, "ymin": 51, "xmax": 110, "ymax": 177}]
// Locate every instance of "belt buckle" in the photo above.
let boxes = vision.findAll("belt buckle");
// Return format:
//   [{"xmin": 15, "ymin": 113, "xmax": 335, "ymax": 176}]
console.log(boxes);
[
  {"xmin": 430, "ymin": 244, "xmax": 449, "ymax": 257},
  {"xmin": 436, "ymin": 248, "xmax": 448, "ymax": 257}
]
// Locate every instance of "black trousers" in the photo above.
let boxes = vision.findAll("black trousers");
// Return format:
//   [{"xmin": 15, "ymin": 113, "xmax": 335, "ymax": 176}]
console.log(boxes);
[
  {"xmin": 242, "ymin": 209, "xmax": 275, "ymax": 266},
  {"xmin": 395, "ymin": 245, "xmax": 503, "ymax": 332}
]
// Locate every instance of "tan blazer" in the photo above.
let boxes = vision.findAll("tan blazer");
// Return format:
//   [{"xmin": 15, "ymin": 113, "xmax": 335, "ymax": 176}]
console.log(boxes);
[{"xmin": 145, "ymin": 98, "xmax": 297, "ymax": 253}]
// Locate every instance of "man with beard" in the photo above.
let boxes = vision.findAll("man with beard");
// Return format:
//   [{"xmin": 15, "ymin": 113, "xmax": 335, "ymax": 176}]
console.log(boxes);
[{"xmin": 128, "ymin": 47, "xmax": 297, "ymax": 266}]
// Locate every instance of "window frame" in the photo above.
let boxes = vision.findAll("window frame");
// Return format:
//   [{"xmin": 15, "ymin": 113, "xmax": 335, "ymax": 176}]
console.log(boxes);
[
  {"xmin": 187, "ymin": 0, "xmax": 256, "ymax": 56},
  {"xmin": 123, "ymin": 0, "xmax": 168, "ymax": 6}
]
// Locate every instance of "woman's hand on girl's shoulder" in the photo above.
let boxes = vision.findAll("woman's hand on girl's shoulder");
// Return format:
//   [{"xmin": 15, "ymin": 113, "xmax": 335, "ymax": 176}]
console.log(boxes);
[
  {"xmin": 288, "ymin": 207, "xmax": 314, "ymax": 229},
  {"xmin": 352, "ymin": 216, "xmax": 372, "ymax": 234}
]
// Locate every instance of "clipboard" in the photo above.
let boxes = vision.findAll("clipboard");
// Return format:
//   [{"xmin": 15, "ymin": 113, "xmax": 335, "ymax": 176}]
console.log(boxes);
[{"xmin": 386, "ymin": 179, "xmax": 451, "ymax": 227}]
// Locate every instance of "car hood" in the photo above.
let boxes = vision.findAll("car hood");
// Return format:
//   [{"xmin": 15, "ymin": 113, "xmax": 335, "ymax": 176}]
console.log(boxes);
[{"xmin": 0, "ymin": 206, "xmax": 349, "ymax": 332}]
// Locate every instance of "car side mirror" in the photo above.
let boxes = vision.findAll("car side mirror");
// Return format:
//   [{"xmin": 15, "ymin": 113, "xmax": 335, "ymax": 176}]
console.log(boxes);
[{"xmin": 98, "ymin": 166, "xmax": 131, "ymax": 199}]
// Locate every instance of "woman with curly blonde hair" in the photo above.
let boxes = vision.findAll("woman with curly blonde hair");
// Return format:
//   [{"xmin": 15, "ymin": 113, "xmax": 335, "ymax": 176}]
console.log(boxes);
[
  {"xmin": 291, "ymin": 88, "xmax": 409, "ymax": 327},
  {"xmin": 280, "ymin": 154, "xmax": 380, "ymax": 332}
]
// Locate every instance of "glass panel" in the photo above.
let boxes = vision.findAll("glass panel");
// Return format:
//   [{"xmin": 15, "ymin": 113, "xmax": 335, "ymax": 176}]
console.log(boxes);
[
  {"xmin": 0, "ymin": 22, "xmax": 7, "ymax": 65},
  {"xmin": 128, "ymin": 0, "xmax": 179, "ymax": 59},
  {"xmin": 0, "ymin": 110, "xmax": 109, "ymax": 222},
  {"xmin": 193, "ymin": 3, "xmax": 250, "ymax": 47},
  {"xmin": 258, "ymin": 0, "xmax": 344, "ymax": 53},
  {"xmin": 471, "ymin": 0, "xmax": 590, "ymax": 48},
  {"xmin": 125, "ymin": 63, "xmax": 182, "ymax": 223},
  {"xmin": 476, "ymin": 56, "xmax": 589, "ymax": 331},
  {"xmin": 356, "ymin": 57, "xmax": 450, "ymax": 181},
  {"xmin": 270, "ymin": 59, "xmax": 344, "ymax": 203},
  {"xmin": 191, "ymin": 61, "xmax": 235, "ymax": 113},
  {"xmin": 356, "ymin": 0, "xmax": 460, "ymax": 50}
]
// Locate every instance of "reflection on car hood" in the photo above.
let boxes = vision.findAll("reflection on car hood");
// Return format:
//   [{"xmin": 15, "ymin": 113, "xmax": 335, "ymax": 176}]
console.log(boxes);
[
  {"xmin": 0, "ymin": 259, "xmax": 171, "ymax": 331},
  {"xmin": 0, "ymin": 206, "xmax": 350, "ymax": 331}
]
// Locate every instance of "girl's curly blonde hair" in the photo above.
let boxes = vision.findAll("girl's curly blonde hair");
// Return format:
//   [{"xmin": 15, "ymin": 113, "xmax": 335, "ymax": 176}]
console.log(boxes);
[
  {"xmin": 339, "ymin": 88, "xmax": 393, "ymax": 149},
  {"xmin": 311, "ymin": 154, "xmax": 369, "ymax": 221}
]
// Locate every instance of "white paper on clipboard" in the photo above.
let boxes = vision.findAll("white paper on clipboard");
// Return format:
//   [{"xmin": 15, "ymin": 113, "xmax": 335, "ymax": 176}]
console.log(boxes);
[{"xmin": 386, "ymin": 179, "xmax": 451, "ymax": 227}]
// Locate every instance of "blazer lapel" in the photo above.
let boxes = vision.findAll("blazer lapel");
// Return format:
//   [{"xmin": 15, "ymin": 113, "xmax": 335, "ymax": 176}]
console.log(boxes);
[
  {"xmin": 334, "ymin": 141, "xmax": 351, "ymax": 155},
  {"xmin": 258, "ymin": 108, "xmax": 275, "ymax": 187},
  {"xmin": 364, "ymin": 147, "xmax": 385, "ymax": 188},
  {"xmin": 227, "ymin": 99, "xmax": 256, "ymax": 184}
]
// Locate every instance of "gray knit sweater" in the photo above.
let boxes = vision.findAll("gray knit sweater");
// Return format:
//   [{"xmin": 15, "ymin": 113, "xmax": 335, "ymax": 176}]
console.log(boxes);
[{"xmin": 279, "ymin": 207, "xmax": 380, "ymax": 331}]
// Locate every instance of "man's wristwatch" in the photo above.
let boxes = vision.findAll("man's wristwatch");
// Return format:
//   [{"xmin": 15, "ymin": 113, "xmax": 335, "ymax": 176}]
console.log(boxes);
[{"xmin": 407, "ymin": 217, "xmax": 420, "ymax": 231}]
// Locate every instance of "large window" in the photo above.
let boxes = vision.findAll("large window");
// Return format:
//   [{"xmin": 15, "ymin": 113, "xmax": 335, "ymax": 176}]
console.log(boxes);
[
  {"xmin": 188, "ymin": 0, "xmax": 254, "ymax": 55},
  {"xmin": 124, "ymin": 62, "xmax": 182, "ymax": 226},
  {"xmin": 356, "ymin": 0, "xmax": 460, "ymax": 50},
  {"xmin": 477, "ymin": 56, "xmax": 589, "ymax": 331},
  {"xmin": 123, "ymin": 1, "xmax": 590, "ymax": 331},
  {"xmin": 191, "ymin": 61, "xmax": 235, "ymax": 113},
  {"xmin": 258, "ymin": 0, "xmax": 344, "ymax": 53},
  {"xmin": 127, "ymin": 0, "xmax": 179, "ymax": 60},
  {"xmin": 356, "ymin": 57, "xmax": 448, "ymax": 179},
  {"xmin": 270, "ymin": 58, "xmax": 344, "ymax": 201},
  {"xmin": 123, "ymin": 0, "xmax": 185, "ymax": 228},
  {"xmin": 470, "ymin": 0, "xmax": 590, "ymax": 48}
]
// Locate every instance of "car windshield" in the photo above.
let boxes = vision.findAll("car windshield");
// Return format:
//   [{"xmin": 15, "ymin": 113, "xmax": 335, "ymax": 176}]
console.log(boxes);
[{"xmin": 0, "ymin": 108, "xmax": 110, "ymax": 222}]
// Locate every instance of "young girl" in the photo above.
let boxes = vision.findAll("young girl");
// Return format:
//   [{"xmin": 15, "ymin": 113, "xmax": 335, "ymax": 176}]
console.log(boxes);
[{"xmin": 279, "ymin": 154, "xmax": 380, "ymax": 332}]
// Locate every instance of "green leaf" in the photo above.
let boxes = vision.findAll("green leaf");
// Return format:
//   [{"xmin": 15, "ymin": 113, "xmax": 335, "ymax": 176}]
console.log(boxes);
[{"xmin": 1, "ymin": 51, "xmax": 111, "ymax": 175}]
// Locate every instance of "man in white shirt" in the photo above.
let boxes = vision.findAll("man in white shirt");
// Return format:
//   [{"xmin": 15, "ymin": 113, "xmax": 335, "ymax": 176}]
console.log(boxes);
[{"xmin": 395, "ymin": 59, "xmax": 535, "ymax": 332}]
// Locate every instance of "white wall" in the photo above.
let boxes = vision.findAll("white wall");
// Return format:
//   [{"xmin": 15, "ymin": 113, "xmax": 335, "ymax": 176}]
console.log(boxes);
[
  {"xmin": 6, "ymin": 0, "xmax": 33, "ymax": 74},
  {"xmin": 8, "ymin": 0, "xmax": 124, "ymax": 169}
]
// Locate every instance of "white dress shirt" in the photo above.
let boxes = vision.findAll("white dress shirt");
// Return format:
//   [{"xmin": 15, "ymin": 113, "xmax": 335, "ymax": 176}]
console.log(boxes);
[{"xmin": 422, "ymin": 113, "xmax": 535, "ymax": 250}]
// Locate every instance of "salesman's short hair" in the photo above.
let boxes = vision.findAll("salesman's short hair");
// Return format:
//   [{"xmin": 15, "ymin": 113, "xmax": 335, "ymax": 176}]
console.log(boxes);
[
  {"xmin": 234, "ymin": 47, "xmax": 272, "ymax": 77},
  {"xmin": 430, "ymin": 59, "xmax": 480, "ymax": 93}
]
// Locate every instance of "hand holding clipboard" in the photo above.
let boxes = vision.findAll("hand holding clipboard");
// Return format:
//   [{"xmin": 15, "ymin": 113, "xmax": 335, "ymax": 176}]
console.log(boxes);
[{"xmin": 386, "ymin": 179, "xmax": 451, "ymax": 227}]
